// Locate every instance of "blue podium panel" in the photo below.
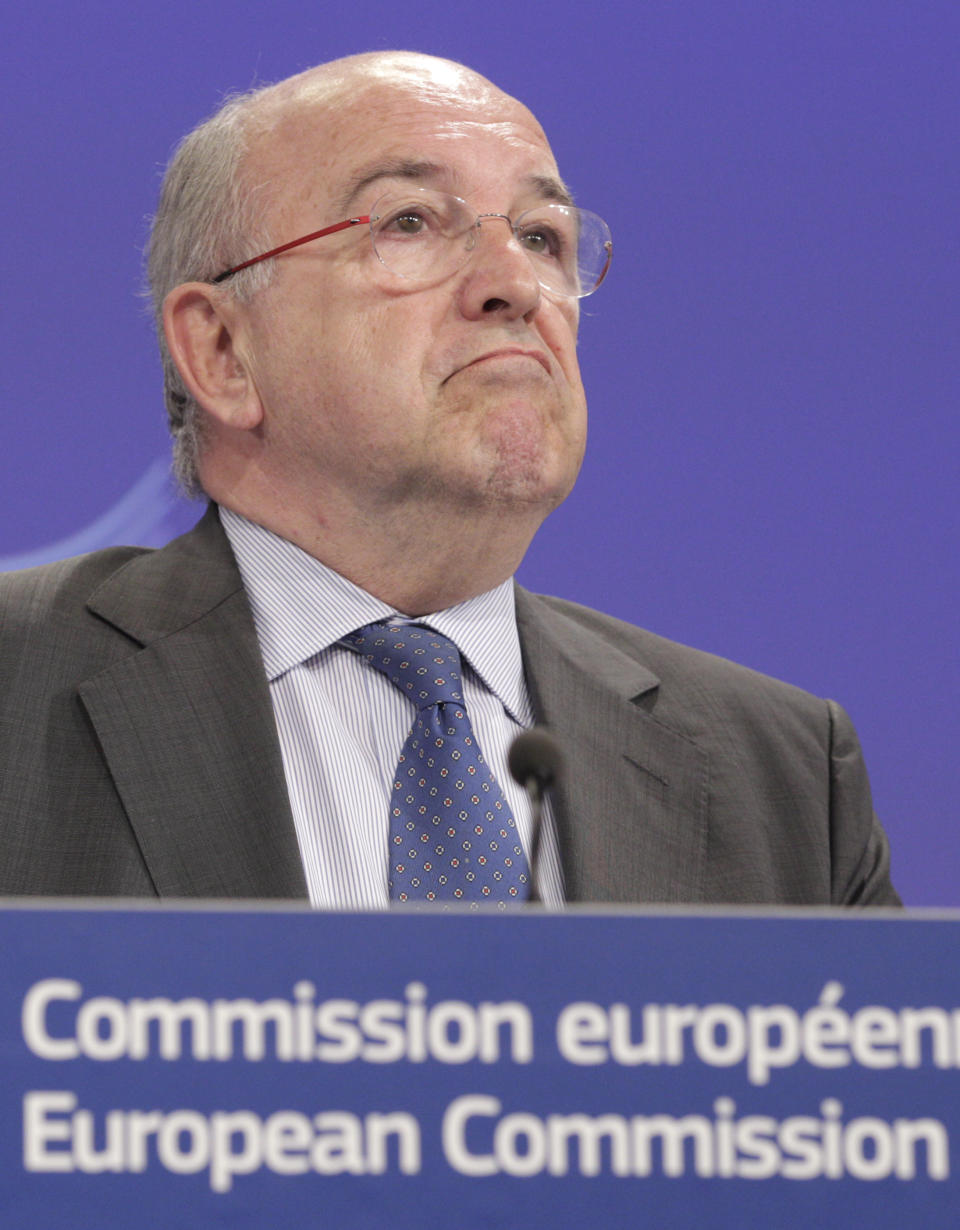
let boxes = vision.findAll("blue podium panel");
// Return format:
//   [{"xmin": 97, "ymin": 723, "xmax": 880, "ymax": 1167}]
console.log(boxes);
[{"xmin": 1, "ymin": 904, "xmax": 958, "ymax": 1228}]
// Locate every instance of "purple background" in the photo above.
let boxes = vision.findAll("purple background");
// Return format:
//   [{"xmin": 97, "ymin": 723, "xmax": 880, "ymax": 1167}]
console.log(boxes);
[{"xmin": 3, "ymin": 3, "xmax": 957, "ymax": 905}]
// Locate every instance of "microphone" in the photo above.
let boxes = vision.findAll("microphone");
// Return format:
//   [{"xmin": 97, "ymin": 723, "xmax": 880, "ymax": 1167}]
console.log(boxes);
[{"xmin": 508, "ymin": 727, "xmax": 564, "ymax": 904}]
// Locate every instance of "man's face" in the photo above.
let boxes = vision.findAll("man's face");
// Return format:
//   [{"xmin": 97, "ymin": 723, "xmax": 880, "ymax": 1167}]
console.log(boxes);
[{"xmin": 233, "ymin": 64, "xmax": 588, "ymax": 532}]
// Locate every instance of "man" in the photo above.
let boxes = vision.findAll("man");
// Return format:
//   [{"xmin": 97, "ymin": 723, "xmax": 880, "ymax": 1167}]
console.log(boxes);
[{"xmin": 0, "ymin": 52, "xmax": 898, "ymax": 906}]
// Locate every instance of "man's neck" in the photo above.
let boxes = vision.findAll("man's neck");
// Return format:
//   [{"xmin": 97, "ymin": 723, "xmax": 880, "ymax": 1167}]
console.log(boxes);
[{"xmin": 213, "ymin": 493, "xmax": 543, "ymax": 616}]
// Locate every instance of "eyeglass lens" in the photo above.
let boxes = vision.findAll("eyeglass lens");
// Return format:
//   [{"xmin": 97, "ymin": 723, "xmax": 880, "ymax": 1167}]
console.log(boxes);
[{"xmin": 368, "ymin": 189, "xmax": 612, "ymax": 298}]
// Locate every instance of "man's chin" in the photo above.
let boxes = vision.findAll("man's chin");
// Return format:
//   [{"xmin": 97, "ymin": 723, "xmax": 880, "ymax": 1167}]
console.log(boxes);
[{"xmin": 476, "ymin": 447, "xmax": 581, "ymax": 514}]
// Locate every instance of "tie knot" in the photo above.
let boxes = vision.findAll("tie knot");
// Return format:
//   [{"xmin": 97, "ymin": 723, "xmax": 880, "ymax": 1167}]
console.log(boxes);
[{"xmin": 345, "ymin": 623, "xmax": 465, "ymax": 709}]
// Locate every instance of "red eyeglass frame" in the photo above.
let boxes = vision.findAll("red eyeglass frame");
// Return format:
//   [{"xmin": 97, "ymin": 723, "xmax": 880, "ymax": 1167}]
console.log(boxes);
[{"xmin": 211, "ymin": 216, "xmax": 371, "ymax": 284}]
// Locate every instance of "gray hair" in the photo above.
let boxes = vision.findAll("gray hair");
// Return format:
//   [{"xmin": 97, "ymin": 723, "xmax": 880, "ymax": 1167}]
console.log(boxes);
[{"xmin": 146, "ymin": 87, "xmax": 278, "ymax": 497}]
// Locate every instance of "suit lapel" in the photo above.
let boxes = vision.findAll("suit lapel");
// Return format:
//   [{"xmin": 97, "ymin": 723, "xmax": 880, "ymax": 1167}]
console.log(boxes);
[
  {"xmin": 78, "ymin": 508, "xmax": 307, "ymax": 899},
  {"xmin": 516, "ymin": 588, "xmax": 709, "ymax": 903}
]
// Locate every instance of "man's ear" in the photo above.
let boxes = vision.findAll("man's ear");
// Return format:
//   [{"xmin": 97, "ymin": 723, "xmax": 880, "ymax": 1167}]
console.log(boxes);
[{"xmin": 162, "ymin": 283, "xmax": 263, "ymax": 430}]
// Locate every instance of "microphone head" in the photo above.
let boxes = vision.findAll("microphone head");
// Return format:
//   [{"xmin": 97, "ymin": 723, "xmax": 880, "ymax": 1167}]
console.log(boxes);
[{"xmin": 508, "ymin": 727, "xmax": 564, "ymax": 795}]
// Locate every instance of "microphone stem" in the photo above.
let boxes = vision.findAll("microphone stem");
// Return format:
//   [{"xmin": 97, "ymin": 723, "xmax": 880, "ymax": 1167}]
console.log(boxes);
[{"xmin": 527, "ymin": 779, "xmax": 544, "ymax": 905}]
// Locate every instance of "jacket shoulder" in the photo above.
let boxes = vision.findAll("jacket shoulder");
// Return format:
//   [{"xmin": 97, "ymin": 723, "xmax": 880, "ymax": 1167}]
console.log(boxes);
[
  {"xmin": 0, "ymin": 546, "xmax": 153, "ymax": 658},
  {"xmin": 0, "ymin": 545, "xmax": 150, "ymax": 610},
  {"xmin": 0, "ymin": 505, "xmax": 239, "ymax": 658},
  {"xmin": 519, "ymin": 589, "xmax": 826, "ymax": 725}
]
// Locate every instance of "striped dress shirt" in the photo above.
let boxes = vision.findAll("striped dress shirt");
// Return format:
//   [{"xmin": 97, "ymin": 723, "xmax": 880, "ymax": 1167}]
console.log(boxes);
[{"xmin": 220, "ymin": 508, "xmax": 565, "ymax": 909}]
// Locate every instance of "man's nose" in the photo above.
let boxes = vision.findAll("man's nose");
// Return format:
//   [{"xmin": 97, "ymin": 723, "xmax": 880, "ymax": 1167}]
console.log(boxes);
[{"xmin": 458, "ymin": 215, "xmax": 542, "ymax": 319}]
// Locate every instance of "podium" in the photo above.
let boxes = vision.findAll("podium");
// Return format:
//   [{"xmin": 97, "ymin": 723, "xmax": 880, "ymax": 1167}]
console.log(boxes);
[{"xmin": 2, "ymin": 902, "xmax": 957, "ymax": 1228}]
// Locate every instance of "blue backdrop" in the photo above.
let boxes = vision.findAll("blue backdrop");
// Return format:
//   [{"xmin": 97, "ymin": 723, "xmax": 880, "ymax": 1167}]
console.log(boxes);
[{"xmin": 3, "ymin": 1, "xmax": 957, "ymax": 905}]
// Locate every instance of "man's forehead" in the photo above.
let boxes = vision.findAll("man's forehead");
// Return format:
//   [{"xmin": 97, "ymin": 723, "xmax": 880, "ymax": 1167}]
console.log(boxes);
[{"xmin": 245, "ymin": 59, "xmax": 558, "ymax": 208}]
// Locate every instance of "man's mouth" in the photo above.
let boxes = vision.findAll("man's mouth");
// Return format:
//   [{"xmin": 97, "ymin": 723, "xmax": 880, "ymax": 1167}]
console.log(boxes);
[{"xmin": 450, "ymin": 348, "xmax": 551, "ymax": 380}]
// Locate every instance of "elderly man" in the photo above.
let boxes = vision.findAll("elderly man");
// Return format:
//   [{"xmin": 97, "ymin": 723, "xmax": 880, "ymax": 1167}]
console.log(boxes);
[{"xmin": 0, "ymin": 52, "xmax": 898, "ymax": 907}]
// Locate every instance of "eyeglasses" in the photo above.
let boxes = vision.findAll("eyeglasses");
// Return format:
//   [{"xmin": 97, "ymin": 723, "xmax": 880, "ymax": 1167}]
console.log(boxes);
[{"xmin": 212, "ymin": 187, "xmax": 613, "ymax": 299}]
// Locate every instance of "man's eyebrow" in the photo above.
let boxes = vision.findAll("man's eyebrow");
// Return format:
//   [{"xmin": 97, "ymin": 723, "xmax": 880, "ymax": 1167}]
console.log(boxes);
[
  {"xmin": 336, "ymin": 161, "xmax": 576, "ymax": 215},
  {"xmin": 527, "ymin": 174, "xmax": 575, "ymax": 207},
  {"xmin": 336, "ymin": 159, "xmax": 447, "ymax": 214}
]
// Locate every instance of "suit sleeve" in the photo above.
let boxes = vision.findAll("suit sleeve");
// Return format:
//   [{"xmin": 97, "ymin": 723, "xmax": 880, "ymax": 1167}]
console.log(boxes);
[{"xmin": 828, "ymin": 699, "xmax": 901, "ymax": 906}]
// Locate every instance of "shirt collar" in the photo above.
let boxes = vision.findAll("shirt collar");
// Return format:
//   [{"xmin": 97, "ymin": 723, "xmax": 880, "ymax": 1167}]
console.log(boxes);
[{"xmin": 220, "ymin": 508, "xmax": 531, "ymax": 723}]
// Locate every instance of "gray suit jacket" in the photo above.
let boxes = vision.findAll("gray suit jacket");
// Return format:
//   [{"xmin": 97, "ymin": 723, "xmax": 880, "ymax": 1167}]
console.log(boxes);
[{"xmin": 0, "ymin": 506, "xmax": 898, "ymax": 905}]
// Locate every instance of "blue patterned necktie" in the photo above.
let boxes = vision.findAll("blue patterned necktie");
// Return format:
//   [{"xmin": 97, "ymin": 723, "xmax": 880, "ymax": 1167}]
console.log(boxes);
[{"xmin": 344, "ymin": 623, "xmax": 531, "ymax": 904}]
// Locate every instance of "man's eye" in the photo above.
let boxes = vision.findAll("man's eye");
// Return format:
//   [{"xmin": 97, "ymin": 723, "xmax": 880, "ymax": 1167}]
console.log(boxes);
[
  {"xmin": 394, "ymin": 212, "xmax": 425, "ymax": 233},
  {"xmin": 382, "ymin": 208, "xmax": 435, "ymax": 237},
  {"xmin": 519, "ymin": 226, "xmax": 562, "ymax": 258}
]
